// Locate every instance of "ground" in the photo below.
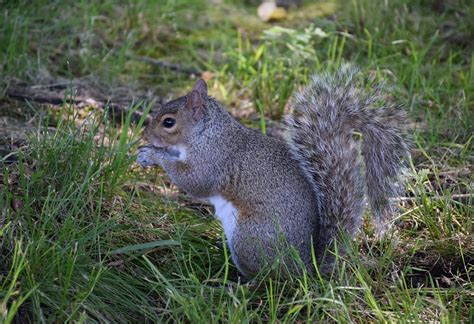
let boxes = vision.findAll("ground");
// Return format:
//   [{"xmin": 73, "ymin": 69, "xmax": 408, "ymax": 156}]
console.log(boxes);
[{"xmin": 0, "ymin": 0, "xmax": 473, "ymax": 322}]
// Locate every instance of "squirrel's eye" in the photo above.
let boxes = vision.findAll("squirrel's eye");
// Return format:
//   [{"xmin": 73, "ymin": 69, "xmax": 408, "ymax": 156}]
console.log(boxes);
[{"xmin": 162, "ymin": 117, "xmax": 176, "ymax": 128}]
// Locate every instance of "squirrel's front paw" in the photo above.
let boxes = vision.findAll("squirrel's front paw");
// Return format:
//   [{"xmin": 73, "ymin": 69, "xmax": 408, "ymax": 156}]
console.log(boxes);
[{"xmin": 137, "ymin": 145, "xmax": 165, "ymax": 167}]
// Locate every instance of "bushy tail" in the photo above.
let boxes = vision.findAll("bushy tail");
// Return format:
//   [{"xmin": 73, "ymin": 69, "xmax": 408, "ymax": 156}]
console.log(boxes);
[{"xmin": 285, "ymin": 65, "xmax": 409, "ymax": 256}]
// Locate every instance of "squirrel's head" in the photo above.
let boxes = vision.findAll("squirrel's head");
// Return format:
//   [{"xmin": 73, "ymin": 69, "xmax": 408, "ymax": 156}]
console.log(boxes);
[{"xmin": 144, "ymin": 79, "xmax": 209, "ymax": 149}]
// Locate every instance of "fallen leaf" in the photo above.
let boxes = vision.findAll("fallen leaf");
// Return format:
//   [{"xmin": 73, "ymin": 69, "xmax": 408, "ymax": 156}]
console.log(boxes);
[{"xmin": 258, "ymin": 2, "xmax": 287, "ymax": 22}]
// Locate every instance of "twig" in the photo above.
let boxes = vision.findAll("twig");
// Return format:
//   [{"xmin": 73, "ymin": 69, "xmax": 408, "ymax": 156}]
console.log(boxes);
[
  {"xmin": 6, "ymin": 86, "xmax": 150, "ymax": 124},
  {"xmin": 393, "ymin": 194, "xmax": 472, "ymax": 203},
  {"xmin": 7, "ymin": 88, "xmax": 70, "ymax": 105}
]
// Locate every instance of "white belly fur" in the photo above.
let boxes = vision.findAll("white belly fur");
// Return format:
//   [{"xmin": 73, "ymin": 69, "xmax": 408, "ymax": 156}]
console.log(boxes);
[{"xmin": 209, "ymin": 195, "xmax": 238, "ymax": 247}]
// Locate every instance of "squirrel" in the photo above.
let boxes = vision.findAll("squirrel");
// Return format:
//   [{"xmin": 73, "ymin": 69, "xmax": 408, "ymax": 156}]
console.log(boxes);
[{"xmin": 137, "ymin": 65, "xmax": 410, "ymax": 278}]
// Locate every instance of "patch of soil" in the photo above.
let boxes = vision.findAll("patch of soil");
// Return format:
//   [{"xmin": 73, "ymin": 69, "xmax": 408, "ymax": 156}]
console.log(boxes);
[
  {"xmin": 1, "ymin": 76, "xmax": 165, "ymax": 164},
  {"xmin": 406, "ymin": 251, "xmax": 473, "ymax": 288},
  {"xmin": 5, "ymin": 77, "xmax": 162, "ymax": 125}
]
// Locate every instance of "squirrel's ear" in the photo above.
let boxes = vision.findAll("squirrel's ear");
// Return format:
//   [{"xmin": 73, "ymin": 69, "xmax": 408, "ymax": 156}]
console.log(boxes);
[
  {"xmin": 186, "ymin": 90, "xmax": 204, "ymax": 120},
  {"xmin": 192, "ymin": 79, "xmax": 208, "ymax": 97}
]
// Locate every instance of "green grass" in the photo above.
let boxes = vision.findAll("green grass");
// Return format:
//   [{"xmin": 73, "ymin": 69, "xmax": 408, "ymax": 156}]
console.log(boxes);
[{"xmin": 1, "ymin": 0, "xmax": 473, "ymax": 322}]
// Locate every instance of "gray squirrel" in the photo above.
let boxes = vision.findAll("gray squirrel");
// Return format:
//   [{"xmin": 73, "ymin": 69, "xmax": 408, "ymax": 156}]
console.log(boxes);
[{"xmin": 137, "ymin": 66, "xmax": 409, "ymax": 278}]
